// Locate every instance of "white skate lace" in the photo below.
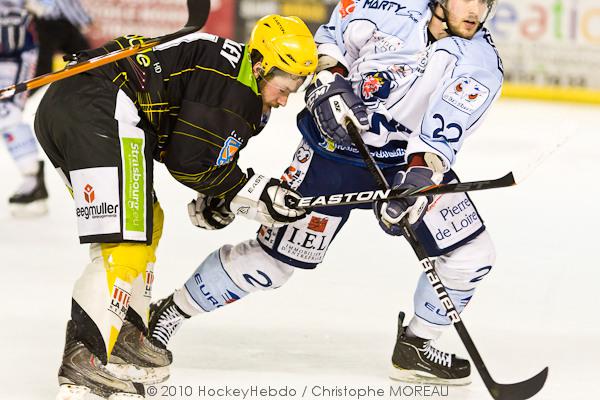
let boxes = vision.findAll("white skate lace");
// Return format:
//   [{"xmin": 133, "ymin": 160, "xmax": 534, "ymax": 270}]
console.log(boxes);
[
  {"xmin": 422, "ymin": 342, "xmax": 452, "ymax": 368},
  {"xmin": 152, "ymin": 305, "xmax": 185, "ymax": 348}
]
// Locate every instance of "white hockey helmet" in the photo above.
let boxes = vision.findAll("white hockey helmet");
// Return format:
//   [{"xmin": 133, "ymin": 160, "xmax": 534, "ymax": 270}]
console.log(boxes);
[{"xmin": 431, "ymin": 0, "xmax": 497, "ymax": 25}]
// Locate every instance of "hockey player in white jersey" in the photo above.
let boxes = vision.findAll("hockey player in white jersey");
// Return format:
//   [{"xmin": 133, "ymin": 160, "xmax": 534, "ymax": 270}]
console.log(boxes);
[
  {"xmin": 1, "ymin": 0, "xmax": 48, "ymax": 216},
  {"xmin": 131, "ymin": 0, "xmax": 503, "ymax": 386}
]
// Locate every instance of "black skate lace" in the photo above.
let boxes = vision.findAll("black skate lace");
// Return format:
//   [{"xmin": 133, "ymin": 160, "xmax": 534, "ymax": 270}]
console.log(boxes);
[
  {"xmin": 152, "ymin": 305, "xmax": 185, "ymax": 348},
  {"xmin": 422, "ymin": 342, "xmax": 452, "ymax": 367}
]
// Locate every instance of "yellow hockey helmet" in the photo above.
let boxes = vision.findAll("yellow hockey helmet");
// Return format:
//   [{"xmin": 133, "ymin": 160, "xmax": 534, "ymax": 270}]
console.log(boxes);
[{"xmin": 247, "ymin": 15, "xmax": 318, "ymax": 78}]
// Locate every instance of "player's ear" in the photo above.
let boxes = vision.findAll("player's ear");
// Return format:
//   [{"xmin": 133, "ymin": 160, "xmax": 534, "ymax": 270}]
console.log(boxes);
[{"xmin": 252, "ymin": 62, "xmax": 265, "ymax": 78}]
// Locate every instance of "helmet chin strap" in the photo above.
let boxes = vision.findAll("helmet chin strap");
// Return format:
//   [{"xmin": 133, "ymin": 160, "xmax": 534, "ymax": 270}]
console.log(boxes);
[{"xmin": 431, "ymin": 5, "xmax": 456, "ymax": 37}]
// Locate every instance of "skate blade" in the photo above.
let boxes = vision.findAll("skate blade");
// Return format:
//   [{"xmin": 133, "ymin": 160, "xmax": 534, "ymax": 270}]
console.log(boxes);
[
  {"xmin": 106, "ymin": 361, "xmax": 170, "ymax": 384},
  {"xmin": 56, "ymin": 384, "xmax": 91, "ymax": 400},
  {"xmin": 390, "ymin": 365, "xmax": 471, "ymax": 386},
  {"xmin": 9, "ymin": 200, "xmax": 48, "ymax": 218},
  {"xmin": 107, "ymin": 393, "xmax": 145, "ymax": 400}
]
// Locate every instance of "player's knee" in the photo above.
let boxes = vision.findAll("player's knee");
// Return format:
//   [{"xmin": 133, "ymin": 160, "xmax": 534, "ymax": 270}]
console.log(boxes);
[
  {"xmin": 220, "ymin": 240, "xmax": 295, "ymax": 292},
  {"xmin": 97, "ymin": 242, "xmax": 150, "ymax": 281},
  {"xmin": 435, "ymin": 230, "xmax": 495, "ymax": 290}
]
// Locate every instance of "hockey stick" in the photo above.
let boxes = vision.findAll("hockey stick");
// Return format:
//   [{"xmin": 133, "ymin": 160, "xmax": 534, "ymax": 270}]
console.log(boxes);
[
  {"xmin": 290, "ymin": 172, "xmax": 515, "ymax": 209},
  {"xmin": 0, "ymin": 0, "xmax": 211, "ymax": 100},
  {"xmin": 345, "ymin": 122, "xmax": 548, "ymax": 400}
]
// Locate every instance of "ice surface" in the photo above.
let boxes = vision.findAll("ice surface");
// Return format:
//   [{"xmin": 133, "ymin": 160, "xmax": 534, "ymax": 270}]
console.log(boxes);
[{"xmin": 0, "ymin": 91, "xmax": 598, "ymax": 399}]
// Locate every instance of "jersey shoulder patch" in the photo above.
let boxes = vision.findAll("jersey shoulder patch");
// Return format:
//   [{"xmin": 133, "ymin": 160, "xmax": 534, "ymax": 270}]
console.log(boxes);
[{"xmin": 442, "ymin": 76, "xmax": 490, "ymax": 115}]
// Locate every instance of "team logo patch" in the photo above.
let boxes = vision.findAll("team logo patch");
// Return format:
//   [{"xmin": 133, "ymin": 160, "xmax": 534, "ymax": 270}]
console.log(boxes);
[
  {"xmin": 339, "ymin": 0, "xmax": 356, "ymax": 17},
  {"xmin": 442, "ymin": 77, "xmax": 490, "ymax": 115},
  {"xmin": 217, "ymin": 133, "xmax": 242, "ymax": 166},
  {"xmin": 360, "ymin": 72, "xmax": 392, "ymax": 102}
]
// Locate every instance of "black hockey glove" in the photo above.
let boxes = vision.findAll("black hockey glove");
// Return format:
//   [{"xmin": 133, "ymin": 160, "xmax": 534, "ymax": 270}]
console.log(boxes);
[
  {"xmin": 305, "ymin": 71, "xmax": 369, "ymax": 146},
  {"xmin": 374, "ymin": 167, "xmax": 436, "ymax": 235},
  {"xmin": 228, "ymin": 170, "xmax": 306, "ymax": 227},
  {"xmin": 188, "ymin": 194, "xmax": 235, "ymax": 230}
]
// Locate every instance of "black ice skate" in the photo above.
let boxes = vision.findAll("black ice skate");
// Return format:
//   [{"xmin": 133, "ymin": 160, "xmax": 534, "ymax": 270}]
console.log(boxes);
[
  {"xmin": 57, "ymin": 321, "xmax": 145, "ymax": 400},
  {"xmin": 390, "ymin": 312, "xmax": 471, "ymax": 385},
  {"xmin": 9, "ymin": 160, "xmax": 48, "ymax": 217},
  {"xmin": 148, "ymin": 294, "xmax": 190, "ymax": 350},
  {"xmin": 107, "ymin": 320, "xmax": 172, "ymax": 384}
]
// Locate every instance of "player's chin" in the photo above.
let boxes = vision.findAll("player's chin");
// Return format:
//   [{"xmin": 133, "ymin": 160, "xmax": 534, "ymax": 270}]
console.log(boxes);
[{"xmin": 459, "ymin": 22, "xmax": 478, "ymax": 38}]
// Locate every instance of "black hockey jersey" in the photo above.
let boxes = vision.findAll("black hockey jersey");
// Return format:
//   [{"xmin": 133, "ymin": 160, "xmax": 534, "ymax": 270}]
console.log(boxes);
[{"xmin": 83, "ymin": 33, "xmax": 263, "ymax": 201}]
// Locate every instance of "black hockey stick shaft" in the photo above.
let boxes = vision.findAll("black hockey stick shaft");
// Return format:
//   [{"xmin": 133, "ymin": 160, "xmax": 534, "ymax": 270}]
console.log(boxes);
[
  {"xmin": 291, "ymin": 172, "xmax": 515, "ymax": 209},
  {"xmin": 0, "ymin": 0, "xmax": 211, "ymax": 99},
  {"xmin": 346, "ymin": 122, "xmax": 547, "ymax": 400}
]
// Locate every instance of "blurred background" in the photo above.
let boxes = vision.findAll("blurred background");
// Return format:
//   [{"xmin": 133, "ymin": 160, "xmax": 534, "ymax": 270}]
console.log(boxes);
[{"xmin": 75, "ymin": 0, "xmax": 600, "ymax": 104}]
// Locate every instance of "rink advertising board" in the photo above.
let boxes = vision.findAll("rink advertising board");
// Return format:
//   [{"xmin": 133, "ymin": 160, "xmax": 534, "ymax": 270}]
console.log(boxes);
[
  {"xmin": 488, "ymin": 0, "xmax": 600, "ymax": 103},
  {"xmin": 234, "ymin": 0, "xmax": 337, "ymax": 41},
  {"xmin": 82, "ymin": 0, "xmax": 236, "ymax": 46},
  {"xmin": 80, "ymin": 0, "xmax": 599, "ymax": 104}
]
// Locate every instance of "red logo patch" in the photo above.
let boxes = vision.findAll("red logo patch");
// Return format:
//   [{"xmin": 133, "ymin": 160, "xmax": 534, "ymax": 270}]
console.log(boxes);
[
  {"xmin": 339, "ymin": 0, "xmax": 356, "ymax": 17},
  {"xmin": 84, "ymin": 184, "xmax": 95, "ymax": 203},
  {"xmin": 308, "ymin": 216, "xmax": 328, "ymax": 232}
]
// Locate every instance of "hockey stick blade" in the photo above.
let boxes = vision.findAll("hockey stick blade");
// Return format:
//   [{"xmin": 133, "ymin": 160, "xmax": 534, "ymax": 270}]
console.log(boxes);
[
  {"xmin": 486, "ymin": 367, "xmax": 548, "ymax": 400},
  {"xmin": 0, "ymin": 0, "xmax": 211, "ymax": 99},
  {"xmin": 453, "ymin": 321, "xmax": 548, "ymax": 400},
  {"xmin": 291, "ymin": 172, "xmax": 515, "ymax": 209}
]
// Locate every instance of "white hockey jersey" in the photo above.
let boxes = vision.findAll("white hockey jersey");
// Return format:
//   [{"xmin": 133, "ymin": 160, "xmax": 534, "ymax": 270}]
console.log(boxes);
[{"xmin": 305, "ymin": 0, "xmax": 503, "ymax": 170}]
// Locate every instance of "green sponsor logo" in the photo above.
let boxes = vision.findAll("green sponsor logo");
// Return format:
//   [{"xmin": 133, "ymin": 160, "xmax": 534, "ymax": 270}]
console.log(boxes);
[{"xmin": 122, "ymin": 137, "xmax": 145, "ymax": 232}]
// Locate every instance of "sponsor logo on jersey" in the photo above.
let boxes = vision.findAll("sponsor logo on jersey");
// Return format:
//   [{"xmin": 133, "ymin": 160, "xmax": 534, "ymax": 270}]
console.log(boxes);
[
  {"xmin": 360, "ymin": 72, "xmax": 392, "ymax": 101},
  {"xmin": 339, "ymin": 0, "xmax": 356, "ymax": 17},
  {"xmin": 281, "ymin": 165, "xmax": 303, "ymax": 187},
  {"xmin": 295, "ymin": 146, "xmax": 312, "ymax": 163},
  {"xmin": 442, "ymin": 77, "xmax": 490, "ymax": 115},
  {"xmin": 121, "ymin": 137, "xmax": 145, "ymax": 235},
  {"xmin": 144, "ymin": 269, "xmax": 154, "ymax": 298},
  {"xmin": 308, "ymin": 216, "xmax": 328, "ymax": 232},
  {"xmin": 217, "ymin": 133, "xmax": 242, "ymax": 166},
  {"xmin": 276, "ymin": 213, "xmax": 343, "ymax": 264},
  {"xmin": 362, "ymin": 0, "xmax": 422, "ymax": 21},
  {"xmin": 75, "ymin": 184, "xmax": 119, "ymax": 220},
  {"xmin": 109, "ymin": 280, "xmax": 131, "ymax": 321},
  {"xmin": 71, "ymin": 167, "xmax": 121, "ymax": 237},
  {"xmin": 83, "ymin": 184, "xmax": 95, "ymax": 203}
]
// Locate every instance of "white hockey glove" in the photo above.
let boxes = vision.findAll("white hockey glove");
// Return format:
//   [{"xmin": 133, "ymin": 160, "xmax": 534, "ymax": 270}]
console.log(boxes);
[
  {"xmin": 188, "ymin": 194, "xmax": 235, "ymax": 230},
  {"xmin": 374, "ymin": 167, "xmax": 439, "ymax": 235},
  {"xmin": 305, "ymin": 70, "xmax": 369, "ymax": 146},
  {"xmin": 229, "ymin": 171, "xmax": 306, "ymax": 227}
]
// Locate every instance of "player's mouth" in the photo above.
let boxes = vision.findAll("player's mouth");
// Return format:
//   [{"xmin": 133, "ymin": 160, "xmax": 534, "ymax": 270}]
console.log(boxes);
[{"xmin": 463, "ymin": 20, "xmax": 478, "ymax": 30}]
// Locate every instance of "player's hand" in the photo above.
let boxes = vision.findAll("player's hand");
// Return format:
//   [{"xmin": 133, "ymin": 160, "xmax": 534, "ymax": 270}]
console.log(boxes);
[
  {"xmin": 188, "ymin": 194, "xmax": 235, "ymax": 230},
  {"xmin": 229, "ymin": 171, "xmax": 306, "ymax": 227},
  {"xmin": 374, "ymin": 167, "xmax": 436, "ymax": 235},
  {"xmin": 305, "ymin": 70, "xmax": 369, "ymax": 146}
]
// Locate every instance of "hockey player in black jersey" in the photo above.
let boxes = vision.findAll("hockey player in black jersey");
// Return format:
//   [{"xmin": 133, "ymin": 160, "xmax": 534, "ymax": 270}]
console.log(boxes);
[{"xmin": 33, "ymin": 14, "xmax": 317, "ymax": 399}]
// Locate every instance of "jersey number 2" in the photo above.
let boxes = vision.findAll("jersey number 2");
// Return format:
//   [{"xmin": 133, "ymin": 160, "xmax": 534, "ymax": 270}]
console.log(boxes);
[{"xmin": 432, "ymin": 114, "xmax": 463, "ymax": 143}]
